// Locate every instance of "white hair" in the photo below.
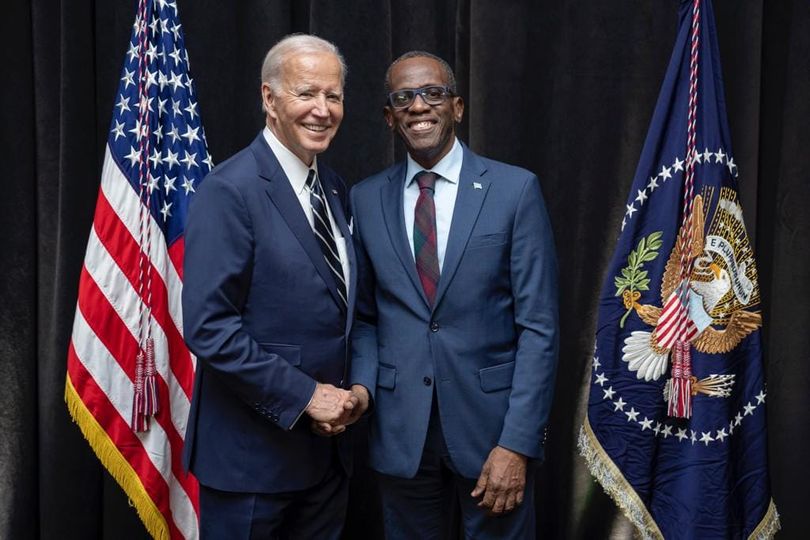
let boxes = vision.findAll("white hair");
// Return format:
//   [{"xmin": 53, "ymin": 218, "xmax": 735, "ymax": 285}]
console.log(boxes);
[{"xmin": 261, "ymin": 34, "xmax": 347, "ymax": 102}]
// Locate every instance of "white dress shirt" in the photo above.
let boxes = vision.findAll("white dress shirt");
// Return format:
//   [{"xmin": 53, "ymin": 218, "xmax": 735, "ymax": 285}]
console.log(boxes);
[
  {"xmin": 263, "ymin": 127, "xmax": 350, "ymax": 294},
  {"xmin": 403, "ymin": 137, "xmax": 463, "ymax": 271}
]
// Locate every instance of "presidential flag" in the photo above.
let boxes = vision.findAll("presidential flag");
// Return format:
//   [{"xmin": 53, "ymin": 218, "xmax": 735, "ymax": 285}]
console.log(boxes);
[
  {"xmin": 65, "ymin": 0, "xmax": 211, "ymax": 537},
  {"xmin": 578, "ymin": 1, "xmax": 779, "ymax": 537}
]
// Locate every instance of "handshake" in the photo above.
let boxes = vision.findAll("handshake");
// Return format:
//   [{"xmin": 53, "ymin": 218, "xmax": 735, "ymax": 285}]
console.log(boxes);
[{"xmin": 305, "ymin": 383, "xmax": 370, "ymax": 436}]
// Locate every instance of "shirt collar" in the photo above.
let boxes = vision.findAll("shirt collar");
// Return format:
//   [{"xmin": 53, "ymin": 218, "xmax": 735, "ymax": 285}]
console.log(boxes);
[
  {"xmin": 263, "ymin": 126, "xmax": 317, "ymax": 195},
  {"xmin": 405, "ymin": 137, "xmax": 462, "ymax": 187}
]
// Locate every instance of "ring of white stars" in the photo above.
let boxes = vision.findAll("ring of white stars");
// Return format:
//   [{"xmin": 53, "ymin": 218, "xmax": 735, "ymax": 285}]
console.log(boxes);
[
  {"xmin": 621, "ymin": 148, "xmax": 739, "ymax": 232},
  {"xmin": 591, "ymin": 349, "xmax": 767, "ymax": 447}
]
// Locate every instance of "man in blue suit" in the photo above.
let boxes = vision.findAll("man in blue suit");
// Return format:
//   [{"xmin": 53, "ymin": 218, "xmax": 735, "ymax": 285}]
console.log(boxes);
[
  {"xmin": 348, "ymin": 52, "xmax": 559, "ymax": 539},
  {"xmin": 182, "ymin": 34, "xmax": 359, "ymax": 538}
]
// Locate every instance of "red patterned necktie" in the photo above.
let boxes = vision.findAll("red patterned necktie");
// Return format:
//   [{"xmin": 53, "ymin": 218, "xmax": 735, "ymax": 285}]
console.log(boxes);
[{"xmin": 413, "ymin": 171, "xmax": 440, "ymax": 306}]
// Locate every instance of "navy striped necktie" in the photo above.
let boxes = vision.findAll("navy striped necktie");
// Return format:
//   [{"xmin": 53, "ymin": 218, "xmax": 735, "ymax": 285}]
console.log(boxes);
[
  {"xmin": 305, "ymin": 170, "xmax": 347, "ymax": 308},
  {"xmin": 413, "ymin": 171, "xmax": 440, "ymax": 306}
]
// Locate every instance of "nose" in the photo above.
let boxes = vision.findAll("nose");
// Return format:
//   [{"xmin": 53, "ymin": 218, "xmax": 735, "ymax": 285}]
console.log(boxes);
[
  {"xmin": 408, "ymin": 93, "xmax": 431, "ymax": 112},
  {"xmin": 312, "ymin": 94, "xmax": 330, "ymax": 117}
]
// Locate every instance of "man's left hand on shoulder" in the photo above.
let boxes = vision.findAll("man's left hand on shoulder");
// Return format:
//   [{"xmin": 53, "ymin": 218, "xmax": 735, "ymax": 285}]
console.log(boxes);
[{"xmin": 470, "ymin": 446, "xmax": 528, "ymax": 516}]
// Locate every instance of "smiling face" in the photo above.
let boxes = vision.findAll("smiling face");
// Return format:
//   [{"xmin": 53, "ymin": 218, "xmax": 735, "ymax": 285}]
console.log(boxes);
[
  {"xmin": 262, "ymin": 51, "xmax": 344, "ymax": 165},
  {"xmin": 384, "ymin": 56, "xmax": 464, "ymax": 169}
]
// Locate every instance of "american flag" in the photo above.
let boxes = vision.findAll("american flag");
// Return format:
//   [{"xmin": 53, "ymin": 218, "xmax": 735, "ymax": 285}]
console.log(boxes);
[{"xmin": 65, "ymin": 0, "xmax": 209, "ymax": 537}]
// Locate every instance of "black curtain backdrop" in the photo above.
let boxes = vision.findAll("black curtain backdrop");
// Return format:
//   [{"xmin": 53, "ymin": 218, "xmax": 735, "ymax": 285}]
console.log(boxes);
[{"xmin": 2, "ymin": 0, "xmax": 808, "ymax": 538}]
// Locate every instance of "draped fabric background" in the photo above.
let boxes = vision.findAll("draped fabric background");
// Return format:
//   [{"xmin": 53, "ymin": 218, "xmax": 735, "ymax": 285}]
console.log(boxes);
[{"xmin": 1, "ymin": 0, "xmax": 807, "ymax": 538}]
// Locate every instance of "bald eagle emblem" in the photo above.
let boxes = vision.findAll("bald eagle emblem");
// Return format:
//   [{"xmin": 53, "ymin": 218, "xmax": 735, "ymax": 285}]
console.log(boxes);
[{"xmin": 615, "ymin": 187, "xmax": 761, "ymax": 397}]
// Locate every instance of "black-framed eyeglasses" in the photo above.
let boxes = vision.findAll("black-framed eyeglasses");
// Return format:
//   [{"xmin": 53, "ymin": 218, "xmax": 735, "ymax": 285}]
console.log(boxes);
[{"xmin": 387, "ymin": 86, "xmax": 454, "ymax": 109}]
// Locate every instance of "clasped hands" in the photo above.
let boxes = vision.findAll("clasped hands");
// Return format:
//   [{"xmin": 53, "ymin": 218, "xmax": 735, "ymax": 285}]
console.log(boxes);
[{"xmin": 306, "ymin": 383, "xmax": 369, "ymax": 436}]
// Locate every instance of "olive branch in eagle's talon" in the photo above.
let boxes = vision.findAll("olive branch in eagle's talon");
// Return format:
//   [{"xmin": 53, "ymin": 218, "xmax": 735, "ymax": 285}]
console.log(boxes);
[{"xmin": 614, "ymin": 231, "xmax": 663, "ymax": 328}]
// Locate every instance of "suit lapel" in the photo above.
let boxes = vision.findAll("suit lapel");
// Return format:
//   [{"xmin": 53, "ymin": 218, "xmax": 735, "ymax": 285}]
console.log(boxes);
[
  {"xmin": 380, "ymin": 163, "xmax": 430, "ymax": 308},
  {"xmin": 250, "ymin": 135, "xmax": 345, "ymax": 311},
  {"xmin": 434, "ymin": 147, "xmax": 490, "ymax": 309}
]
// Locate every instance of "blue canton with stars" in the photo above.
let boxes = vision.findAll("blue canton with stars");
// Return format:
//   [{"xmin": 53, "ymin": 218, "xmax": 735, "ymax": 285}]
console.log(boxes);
[{"xmin": 108, "ymin": 0, "xmax": 212, "ymax": 246}]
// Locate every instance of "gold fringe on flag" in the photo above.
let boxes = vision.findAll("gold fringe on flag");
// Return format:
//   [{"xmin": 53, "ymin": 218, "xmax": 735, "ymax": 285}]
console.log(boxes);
[
  {"xmin": 65, "ymin": 376, "xmax": 170, "ymax": 540},
  {"xmin": 577, "ymin": 417, "xmax": 780, "ymax": 540}
]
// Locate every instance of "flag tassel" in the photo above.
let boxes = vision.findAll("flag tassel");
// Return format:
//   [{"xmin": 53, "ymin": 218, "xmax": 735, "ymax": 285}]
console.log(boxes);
[
  {"xmin": 667, "ymin": 340, "xmax": 693, "ymax": 418},
  {"xmin": 143, "ymin": 337, "xmax": 159, "ymax": 416},
  {"xmin": 131, "ymin": 348, "xmax": 148, "ymax": 432}
]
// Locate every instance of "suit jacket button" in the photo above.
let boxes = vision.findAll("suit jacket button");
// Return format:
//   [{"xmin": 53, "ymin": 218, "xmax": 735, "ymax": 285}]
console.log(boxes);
[
  {"xmin": 423, "ymin": 376, "xmax": 432, "ymax": 386},
  {"xmin": 430, "ymin": 321, "xmax": 439, "ymax": 332}
]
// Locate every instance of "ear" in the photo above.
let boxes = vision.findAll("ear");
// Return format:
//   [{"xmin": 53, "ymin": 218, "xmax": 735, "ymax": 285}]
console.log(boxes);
[
  {"xmin": 383, "ymin": 106, "xmax": 395, "ymax": 130},
  {"xmin": 261, "ymin": 83, "xmax": 276, "ymax": 119},
  {"xmin": 452, "ymin": 96, "xmax": 464, "ymax": 123}
]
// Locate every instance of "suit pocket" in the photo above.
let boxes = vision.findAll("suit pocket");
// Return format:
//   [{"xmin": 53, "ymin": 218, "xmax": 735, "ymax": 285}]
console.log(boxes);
[
  {"xmin": 479, "ymin": 361, "xmax": 515, "ymax": 392},
  {"xmin": 377, "ymin": 363, "xmax": 397, "ymax": 390},
  {"xmin": 258, "ymin": 342, "xmax": 301, "ymax": 366},
  {"xmin": 467, "ymin": 232, "xmax": 507, "ymax": 250}
]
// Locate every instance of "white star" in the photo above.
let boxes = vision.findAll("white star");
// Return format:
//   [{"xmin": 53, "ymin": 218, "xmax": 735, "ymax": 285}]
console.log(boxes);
[
  {"xmin": 125, "ymin": 146, "xmax": 141, "ymax": 167},
  {"xmin": 660, "ymin": 165, "xmax": 672, "ymax": 180},
  {"xmin": 145, "ymin": 172, "xmax": 159, "ymax": 193},
  {"xmin": 647, "ymin": 176, "xmax": 660, "ymax": 192},
  {"xmin": 171, "ymin": 22, "xmax": 182, "ymax": 40},
  {"xmin": 145, "ymin": 69, "xmax": 158, "ymax": 90},
  {"xmin": 160, "ymin": 200, "xmax": 173, "ymax": 221},
  {"xmin": 673, "ymin": 156, "xmax": 684, "ymax": 172},
  {"xmin": 755, "ymin": 390, "xmax": 766, "ymax": 404},
  {"xmin": 145, "ymin": 42, "xmax": 158, "ymax": 64},
  {"xmin": 158, "ymin": 71, "xmax": 169, "ymax": 91},
  {"xmin": 700, "ymin": 431, "xmax": 714, "ymax": 446},
  {"xmin": 693, "ymin": 150, "xmax": 702, "ymax": 164},
  {"xmin": 734, "ymin": 413, "xmax": 743, "ymax": 426},
  {"xmin": 116, "ymin": 95, "xmax": 131, "ymax": 114},
  {"xmin": 181, "ymin": 150, "xmax": 198, "ymax": 170},
  {"xmin": 595, "ymin": 373, "xmax": 608, "ymax": 386},
  {"xmin": 156, "ymin": 0, "xmax": 168, "ymax": 9},
  {"xmin": 661, "ymin": 424, "xmax": 673, "ymax": 438},
  {"xmin": 743, "ymin": 402, "xmax": 756, "ymax": 416},
  {"xmin": 168, "ymin": 0, "xmax": 179, "ymax": 16},
  {"xmin": 613, "ymin": 397, "xmax": 626, "ymax": 412},
  {"xmin": 690, "ymin": 430, "xmax": 697, "ymax": 445},
  {"xmin": 157, "ymin": 98, "xmax": 168, "ymax": 117},
  {"xmin": 126, "ymin": 42, "xmax": 139, "ymax": 62},
  {"xmin": 715, "ymin": 428, "xmax": 728, "ymax": 442},
  {"xmin": 148, "ymin": 16, "xmax": 160, "ymax": 35},
  {"xmin": 154, "ymin": 124, "xmax": 163, "ymax": 143},
  {"xmin": 164, "ymin": 175, "xmax": 177, "ymax": 195},
  {"xmin": 181, "ymin": 176, "xmax": 196, "ymax": 195},
  {"xmin": 168, "ymin": 126, "xmax": 181, "ymax": 144},
  {"xmin": 729, "ymin": 421, "xmax": 735, "ymax": 435},
  {"xmin": 169, "ymin": 72, "xmax": 185, "ymax": 92},
  {"xmin": 169, "ymin": 47, "xmax": 183, "ymax": 66},
  {"xmin": 603, "ymin": 386, "xmax": 615, "ymax": 400},
  {"xmin": 621, "ymin": 217, "xmax": 627, "ymax": 231},
  {"xmin": 184, "ymin": 101, "xmax": 199, "ymax": 120},
  {"xmin": 675, "ymin": 428, "xmax": 688, "ymax": 441},
  {"xmin": 625, "ymin": 204, "xmax": 637, "ymax": 218},
  {"xmin": 625, "ymin": 407, "xmax": 639, "ymax": 422},
  {"xmin": 138, "ymin": 95, "xmax": 154, "ymax": 115},
  {"xmin": 592, "ymin": 357, "xmax": 601, "ymax": 371},
  {"xmin": 703, "ymin": 148, "xmax": 712, "ymax": 163},
  {"xmin": 120, "ymin": 68, "xmax": 135, "ymax": 89},
  {"xmin": 128, "ymin": 119, "xmax": 142, "ymax": 141},
  {"xmin": 181, "ymin": 125, "xmax": 200, "ymax": 144},
  {"xmin": 110, "ymin": 120, "xmax": 126, "ymax": 141},
  {"xmin": 727, "ymin": 157, "xmax": 737, "ymax": 175},
  {"xmin": 635, "ymin": 189, "xmax": 648, "ymax": 204},
  {"xmin": 203, "ymin": 153, "xmax": 214, "ymax": 170},
  {"xmin": 186, "ymin": 75, "xmax": 195, "ymax": 96},
  {"xmin": 148, "ymin": 148, "xmax": 163, "ymax": 168},
  {"xmin": 172, "ymin": 98, "xmax": 183, "ymax": 117},
  {"xmin": 639, "ymin": 417, "xmax": 653, "ymax": 431},
  {"xmin": 160, "ymin": 17, "xmax": 170, "ymax": 34},
  {"xmin": 715, "ymin": 148, "xmax": 726, "ymax": 163},
  {"xmin": 653, "ymin": 422, "xmax": 661, "ymax": 436},
  {"xmin": 164, "ymin": 149, "xmax": 179, "ymax": 169}
]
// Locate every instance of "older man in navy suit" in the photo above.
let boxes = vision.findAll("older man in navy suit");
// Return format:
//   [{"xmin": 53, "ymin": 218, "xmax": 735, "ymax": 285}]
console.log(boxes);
[
  {"xmin": 347, "ymin": 52, "xmax": 560, "ymax": 539},
  {"xmin": 182, "ymin": 35, "xmax": 361, "ymax": 538}
]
